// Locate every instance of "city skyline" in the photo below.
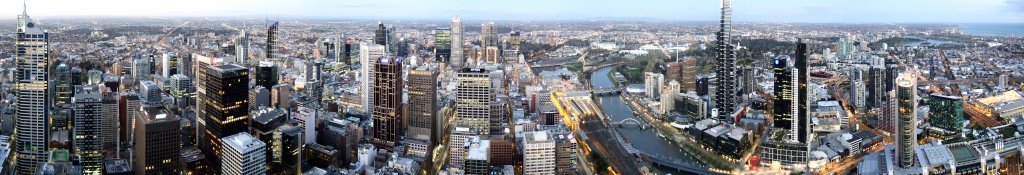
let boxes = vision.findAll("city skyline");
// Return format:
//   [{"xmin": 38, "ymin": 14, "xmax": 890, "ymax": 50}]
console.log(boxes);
[{"xmin": 0, "ymin": 0, "xmax": 1022, "ymax": 23}]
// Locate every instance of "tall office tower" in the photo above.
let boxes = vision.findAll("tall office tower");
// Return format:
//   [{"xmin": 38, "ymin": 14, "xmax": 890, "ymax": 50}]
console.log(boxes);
[
  {"xmin": 235, "ymin": 30, "xmax": 249, "ymax": 64},
  {"xmin": 371, "ymin": 57, "xmax": 404, "ymax": 151},
  {"xmin": 794, "ymin": 39, "xmax": 811, "ymax": 144},
  {"xmin": 451, "ymin": 16, "xmax": 465, "ymax": 68},
  {"xmin": 661, "ymin": 80, "xmax": 680, "ymax": 114},
  {"xmin": 118, "ymin": 94, "xmax": 140, "ymax": 152},
  {"xmin": 772, "ymin": 55, "xmax": 797, "ymax": 137},
  {"xmin": 139, "ymin": 80, "xmax": 162, "ymax": 106},
  {"xmin": 408, "ymin": 65, "xmax": 440, "ymax": 144},
  {"xmin": 457, "ymin": 68, "xmax": 494, "ymax": 135},
  {"xmin": 197, "ymin": 64, "xmax": 250, "ymax": 173},
  {"xmin": 480, "ymin": 21, "xmax": 498, "ymax": 47},
  {"xmin": 14, "ymin": 3, "xmax": 51, "ymax": 173},
  {"xmin": 523, "ymin": 131, "xmax": 556, "ymax": 175},
  {"xmin": 221, "ymin": 133, "xmax": 267, "ymax": 175},
  {"xmin": 318, "ymin": 38, "xmax": 336, "ymax": 60},
  {"xmin": 134, "ymin": 106, "xmax": 181, "ymax": 175},
  {"xmin": 255, "ymin": 61, "xmax": 279, "ymax": 90},
  {"xmin": 850, "ymin": 68, "xmax": 867, "ymax": 110},
  {"xmin": 132, "ymin": 56, "xmax": 152, "ymax": 79},
  {"xmin": 360, "ymin": 43, "xmax": 386, "ymax": 113},
  {"xmin": 169, "ymin": 74, "xmax": 193, "ymax": 106},
  {"xmin": 868, "ymin": 66, "xmax": 886, "ymax": 109},
  {"xmin": 179, "ymin": 54, "xmax": 194, "ymax": 78},
  {"xmin": 434, "ymin": 27, "xmax": 452, "ymax": 62},
  {"xmin": 100, "ymin": 87, "xmax": 118, "ymax": 156},
  {"xmin": 928, "ymin": 94, "xmax": 964, "ymax": 131},
  {"xmin": 666, "ymin": 62, "xmax": 684, "ymax": 89},
  {"xmin": 72, "ymin": 85, "xmax": 103, "ymax": 174},
  {"xmin": 54, "ymin": 64, "xmax": 75, "ymax": 106},
  {"xmin": 895, "ymin": 69, "xmax": 918, "ymax": 168},
  {"xmin": 162, "ymin": 53, "xmax": 178, "ymax": 78},
  {"xmin": 374, "ymin": 22, "xmax": 389, "ymax": 47},
  {"xmin": 266, "ymin": 21, "xmax": 278, "ymax": 61},
  {"xmin": 509, "ymin": 31, "xmax": 521, "ymax": 51},
  {"xmin": 714, "ymin": 0, "xmax": 738, "ymax": 122},
  {"xmin": 484, "ymin": 46, "xmax": 499, "ymax": 64},
  {"xmin": 682, "ymin": 57, "xmax": 698, "ymax": 92},
  {"xmin": 271, "ymin": 84, "xmax": 292, "ymax": 110}
]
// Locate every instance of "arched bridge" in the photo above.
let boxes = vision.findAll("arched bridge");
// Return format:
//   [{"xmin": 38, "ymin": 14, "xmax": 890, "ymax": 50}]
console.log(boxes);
[
  {"xmin": 609, "ymin": 118, "xmax": 650, "ymax": 129},
  {"xmin": 591, "ymin": 87, "xmax": 623, "ymax": 96}
]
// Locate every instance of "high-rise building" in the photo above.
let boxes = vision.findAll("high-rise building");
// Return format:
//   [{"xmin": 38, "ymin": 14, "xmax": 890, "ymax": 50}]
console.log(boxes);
[
  {"xmin": 266, "ymin": 21, "xmax": 278, "ymax": 61},
  {"xmin": 794, "ymin": 39, "xmax": 811, "ymax": 144},
  {"xmin": 772, "ymin": 55, "xmax": 797, "ymax": 136},
  {"xmin": 100, "ymin": 87, "xmax": 119, "ymax": 155},
  {"xmin": 14, "ymin": 3, "xmax": 52, "ymax": 173},
  {"xmin": 162, "ymin": 53, "xmax": 178, "ymax": 78},
  {"xmin": 221, "ymin": 132, "xmax": 267, "ymax": 175},
  {"xmin": 139, "ymin": 80, "xmax": 162, "ymax": 106},
  {"xmin": 523, "ymin": 131, "xmax": 556, "ymax": 175},
  {"xmin": 197, "ymin": 64, "xmax": 250, "ymax": 173},
  {"xmin": 374, "ymin": 22, "xmax": 389, "ymax": 48},
  {"xmin": 928, "ymin": 94, "xmax": 964, "ymax": 132},
  {"xmin": 895, "ymin": 69, "xmax": 918, "ymax": 168},
  {"xmin": 451, "ymin": 16, "xmax": 465, "ymax": 68},
  {"xmin": 73, "ymin": 85, "xmax": 104, "ymax": 174},
  {"xmin": 457, "ymin": 68, "xmax": 494, "ymax": 135},
  {"xmin": 644, "ymin": 72, "xmax": 664, "ymax": 99},
  {"xmin": 480, "ymin": 21, "xmax": 498, "ymax": 48},
  {"xmin": 54, "ymin": 64, "xmax": 75, "ymax": 106},
  {"xmin": 236, "ymin": 30, "xmax": 249, "ymax": 64},
  {"xmin": 434, "ymin": 27, "xmax": 452, "ymax": 62},
  {"xmin": 666, "ymin": 62, "xmax": 684, "ymax": 90},
  {"xmin": 661, "ymin": 80, "xmax": 681, "ymax": 114},
  {"xmin": 682, "ymin": 57, "xmax": 698, "ymax": 92},
  {"xmin": 361, "ymin": 43, "xmax": 386, "ymax": 113},
  {"xmin": 714, "ymin": 0, "xmax": 738, "ymax": 122},
  {"xmin": 509, "ymin": 31, "xmax": 521, "ymax": 51},
  {"xmin": 408, "ymin": 65, "xmax": 440, "ymax": 144},
  {"xmin": 255, "ymin": 61, "xmax": 278, "ymax": 90},
  {"xmin": 371, "ymin": 57, "xmax": 404, "ymax": 151},
  {"xmin": 132, "ymin": 55, "xmax": 152, "ymax": 79},
  {"xmin": 134, "ymin": 106, "xmax": 181, "ymax": 175}
]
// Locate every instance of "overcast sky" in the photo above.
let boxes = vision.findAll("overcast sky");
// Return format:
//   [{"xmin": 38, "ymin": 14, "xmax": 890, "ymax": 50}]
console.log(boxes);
[{"xmin": 3, "ymin": 0, "xmax": 1024, "ymax": 23}]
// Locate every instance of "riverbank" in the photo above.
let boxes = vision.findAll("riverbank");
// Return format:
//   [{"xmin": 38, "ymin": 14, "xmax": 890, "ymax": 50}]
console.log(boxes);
[{"xmin": 619, "ymin": 94, "xmax": 737, "ymax": 171}]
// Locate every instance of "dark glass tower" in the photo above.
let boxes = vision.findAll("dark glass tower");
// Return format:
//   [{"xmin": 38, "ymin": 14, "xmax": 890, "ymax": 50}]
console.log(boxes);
[
  {"xmin": 255, "ymin": 61, "xmax": 279, "ymax": 90},
  {"xmin": 408, "ymin": 65, "xmax": 440, "ymax": 144},
  {"xmin": 714, "ymin": 0, "xmax": 738, "ymax": 122},
  {"xmin": 772, "ymin": 56, "xmax": 794, "ymax": 130},
  {"xmin": 795, "ymin": 39, "xmax": 810, "ymax": 144},
  {"xmin": 895, "ymin": 69, "xmax": 918, "ymax": 168},
  {"xmin": 371, "ymin": 57, "xmax": 404, "ymax": 151},
  {"xmin": 197, "ymin": 64, "xmax": 250, "ymax": 173},
  {"xmin": 434, "ymin": 27, "xmax": 452, "ymax": 62},
  {"xmin": 375, "ymin": 22, "xmax": 388, "ymax": 46},
  {"xmin": 266, "ymin": 21, "xmax": 278, "ymax": 61}
]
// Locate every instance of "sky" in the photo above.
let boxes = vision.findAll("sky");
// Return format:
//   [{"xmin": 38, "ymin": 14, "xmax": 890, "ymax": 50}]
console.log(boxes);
[{"xmin": 2, "ymin": 0, "xmax": 1023, "ymax": 23}]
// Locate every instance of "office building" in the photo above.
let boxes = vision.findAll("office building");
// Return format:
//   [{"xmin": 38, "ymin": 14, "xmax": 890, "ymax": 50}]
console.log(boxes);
[
  {"xmin": 451, "ymin": 16, "xmax": 465, "ymax": 68},
  {"xmin": 236, "ymin": 30, "xmax": 249, "ymax": 64},
  {"xmin": 361, "ymin": 43, "xmax": 386, "ymax": 113},
  {"xmin": 772, "ymin": 55, "xmax": 798, "ymax": 141},
  {"xmin": 371, "ymin": 57, "xmax": 404, "ymax": 151},
  {"xmin": 14, "ymin": 3, "xmax": 52, "ymax": 173},
  {"xmin": 255, "ymin": 61, "xmax": 278, "ymax": 90},
  {"xmin": 661, "ymin": 80, "xmax": 680, "ymax": 114},
  {"xmin": 139, "ymin": 80, "xmax": 161, "ymax": 106},
  {"xmin": 374, "ymin": 22, "xmax": 389, "ymax": 47},
  {"xmin": 221, "ymin": 133, "xmax": 266, "ymax": 175},
  {"xmin": 54, "ymin": 64, "xmax": 76, "ymax": 106},
  {"xmin": 523, "ymin": 131, "xmax": 556, "ymax": 175},
  {"xmin": 509, "ymin": 31, "xmax": 521, "ymax": 51},
  {"xmin": 480, "ymin": 21, "xmax": 498, "ymax": 48},
  {"xmin": 408, "ymin": 65, "xmax": 440, "ymax": 144},
  {"xmin": 73, "ymin": 85, "xmax": 104, "ymax": 174},
  {"xmin": 434, "ymin": 27, "xmax": 452, "ymax": 62},
  {"xmin": 457, "ymin": 68, "xmax": 494, "ymax": 135},
  {"xmin": 715, "ymin": 0, "xmax": 738, "ymax": 121},
  {"xmin": 197, "ymin": 64, "xmax": 250, "ymax": 173},
  {"xmin": 134, "ymin": 106, "xmax": 181, "ymax": 175},
  {"xmin": 682, "ymin": 57, "xmax": 698, "ymax": 92},
  {"xmin": 928, "ymin": 94, "xmax": 964, "ymax": 132},
  {"xmin": 132, "ymin": 55, "xmax": 152, "ymax": 79},
  {"xmin": 794, "ymin": 39, "xmax": 811, "ymax": 144},
  {"xmin": 266, "ymin": 21, "xmax": 278, "ymax": 61},
  {"xmin": 895, "ymin": 69, "xmax": 918, "ymax": 168},
  {"xmin": 162, "ymin": 53, "xmax": 178, "ymax": 78},
  {"xmin": 464, "ymin": 138, "xmax": 490, "ymax": 175},
  {"xmin": 666, "ymin": 62, "xmax": 683, "ymax": 90}
]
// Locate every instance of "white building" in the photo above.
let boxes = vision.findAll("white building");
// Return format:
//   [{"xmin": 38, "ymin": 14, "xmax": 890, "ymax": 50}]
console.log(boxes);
[
  {"xmin": 645, "ymin": 72, "xmax": 664, "ymax": 99},
  {"xmin": 139, "ymin": 80, "xmax": 162, "ymax": 106},
  {"xmin": 661, "ymin": 80, "xmax": 681, "ymax": 114},
  {"xmin": 360, "ymin": 43, "xmax": 385, "ymax": 113},
  {"xmin": 222, "ymin": 132, "xmax": 266, "ymax": 175},
  {"xmin": 523, "ymin": 131, "xmax": 556, "ymax": 175}
]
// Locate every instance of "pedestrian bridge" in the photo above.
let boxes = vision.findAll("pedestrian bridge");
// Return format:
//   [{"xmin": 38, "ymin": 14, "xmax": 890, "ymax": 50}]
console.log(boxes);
[
  {"xmin": 609, "ymin": 118, "xmax": 650, "ymax": 129},
  {"xmin": 591, "ymin": 87, "xmax": 623, "ymax": 96}
]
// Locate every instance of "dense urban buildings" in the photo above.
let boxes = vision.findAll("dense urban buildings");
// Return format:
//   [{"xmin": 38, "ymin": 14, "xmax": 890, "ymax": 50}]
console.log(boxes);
[{"xmin": 1, "ymin": 1, "xmax": 1023, "ymax": 175}]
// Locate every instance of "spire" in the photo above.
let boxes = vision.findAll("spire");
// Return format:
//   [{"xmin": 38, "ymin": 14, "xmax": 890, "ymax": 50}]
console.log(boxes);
[{"xmin": 22, "ymin": 0, "xmax": 28, "ymax": 16}]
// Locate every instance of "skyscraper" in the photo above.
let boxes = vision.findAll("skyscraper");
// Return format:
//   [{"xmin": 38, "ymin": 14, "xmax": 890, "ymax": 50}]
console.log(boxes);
[
  {"xmin": 928, "ymin": 94, "xmax": 964, "ymax": 132},
  {"xmin": 266, "ymin": 21, "xmax": 278, "ymax": 61},
  {"xmin": 682, "ymin": 57, "xmax": 698, "ymax": 92},
  {"xmin": 772, "ymin": 55, "xmax": 796, "ymax": 136},
  {"xmin": 408, "ymin": 65, "xmax": 440, "ymax": 144},
  {"xmin": 221, "ymin": 132, "xmax": 267, "ymax": 175},
  {"xmin": 134, "ymin": 106, "xmax": 182, "ymax": 175},
  {"xmin": 72, "ymin": 85, "xmax": 104, "ymax": 174},
  {"xmin": 895, "ymin": 69, "xmax": 918, "ymax": 168},
  {"xmin": 236, "ymin": 30, "xmax": 249, "ymax": 64},
  {"xmin": 794, "ymin": 39, "xmax": 810, "ymax": 144},
  {"xmin": 361, "ymin": 43, "xmax": 386, "ymax": 113},
  {"xmin": 197, "ymin": 64, "xmax": 250, "ymax": 173},
  {"xmin": 523, "ymin": 131, "xmax": 556, "ymax": 175},
  {"xmin": 451, "ymin": 16, "xmax": 465, "ymax": 68},
  {"xmin": 714, "ymin": 0, "xmax": 738, "ymax": 122},
  {"xmin": 162, "ymin": 53, "xmax": 178, "ymax": 78},
  {"xmin": 480, "ymin": 21, "xmax": 498, "ymax": 48},
  {"xmin": 255, "ymin": 61, "xmax": 279, "ymax": 90},
  {"xmin": 374, "ymin": 22, "xmax": 389, "ymax": 47},
  {"xmin": 434, "ymin": 28, "xmax": 452, "ymax": 62},
  {"xmin": 509, "ymin": 31, "xmax": 521, "ymax": 51},
  {"xmin": 14, "ymin": 3, "xmax": 51, "ymax": 173},
  {"xmin": 457, "ymin": 68, "xmax": 493, "ymax": 135},
  {"xmin": 372, "ymin": 57, "xmax": 404, "ymax": 151}
]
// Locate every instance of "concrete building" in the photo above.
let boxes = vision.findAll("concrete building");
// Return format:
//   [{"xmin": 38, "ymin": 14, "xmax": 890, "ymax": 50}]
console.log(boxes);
[
  {"xmin": 14, "ymin": 5, "xmax": 52, "ymax": 172},
  {"xmin": 73, "ymin": 85, "xmax": 104, "ymax": 174},
  {"xmin": 371, "ymin": 57, "xmax": 404, "ymax": 151},
  {"xmin": 457, "ymin": 68, "xmax": 494, "ymax": 135},
  {"xmin": 221, "ymin": 133, "xmax": 266, "ymax": 175},
  {"xmin": 134, "ymin": 106, "xmax": 181, "ymax": 175},
  {"xmin": 360, "ymin": 43, "xmax": 386, "ymax": 113},
  {"xmin": 645, "ymin": 72, "xmax": 664, "ymax": 99},
  {"xmin": 895, "ymin": 69, "xmax": 919, "ymax": 168},
  {"xmin": 523, "ymin": 131, "xmax": 556, "ymax": 175}
]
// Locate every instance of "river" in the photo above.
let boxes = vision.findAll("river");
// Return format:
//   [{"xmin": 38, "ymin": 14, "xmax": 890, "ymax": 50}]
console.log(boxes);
[{"xmin": 590, "ymin": 67, "xmax": 697, "ymax": 174}]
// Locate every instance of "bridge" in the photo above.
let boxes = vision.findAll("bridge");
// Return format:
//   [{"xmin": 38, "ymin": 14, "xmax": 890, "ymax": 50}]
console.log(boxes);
[
  {"xmin": 591, "ymin": 87, "xmax": 623, "ymax": 96},
  {"xmin": 609, "ymin": 118, "xmax": 650, "ymax": 129},
  {"xmin": 641, "ymin": 152, "xmax": 727, "ymax": 175},
  {"xmin": 919, "ymin": 77, "xmax": 998, "ymax": 85}
]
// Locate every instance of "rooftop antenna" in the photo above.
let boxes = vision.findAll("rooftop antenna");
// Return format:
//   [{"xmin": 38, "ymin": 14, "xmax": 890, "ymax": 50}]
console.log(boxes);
[{"xmin": 23, "ymin": 0, "xmax": 28, "ymax": 16}]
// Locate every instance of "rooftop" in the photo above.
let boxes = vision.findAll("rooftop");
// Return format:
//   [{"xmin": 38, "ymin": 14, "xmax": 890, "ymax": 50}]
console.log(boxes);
[{"xmin": 223, "ymin": 132, "xmax": 265, "ymax": 153}]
